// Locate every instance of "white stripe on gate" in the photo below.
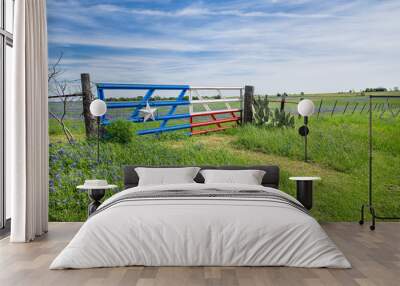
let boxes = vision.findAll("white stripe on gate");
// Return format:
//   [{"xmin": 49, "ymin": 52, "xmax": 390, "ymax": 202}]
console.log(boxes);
[{"xmin": 190, "ymin": 98, "xmax": 241, "ymax": 104}]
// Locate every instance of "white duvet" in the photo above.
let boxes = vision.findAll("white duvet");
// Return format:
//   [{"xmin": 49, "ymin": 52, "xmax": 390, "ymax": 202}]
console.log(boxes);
[{"xmin": 50, "ymin": 183, "xmax": 351, "ymax": 269}]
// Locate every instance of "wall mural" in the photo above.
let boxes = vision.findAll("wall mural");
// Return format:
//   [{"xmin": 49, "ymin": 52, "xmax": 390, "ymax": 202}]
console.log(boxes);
[{"xmin": 46, "ymin": 0, "xmax": 400, "ymax": 223}]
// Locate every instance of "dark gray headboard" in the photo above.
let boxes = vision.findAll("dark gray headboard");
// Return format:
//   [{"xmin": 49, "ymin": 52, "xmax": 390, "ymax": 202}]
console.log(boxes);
[{"xmin": 123, "ymin": 165, "xmax": 280, "ymax": 189}]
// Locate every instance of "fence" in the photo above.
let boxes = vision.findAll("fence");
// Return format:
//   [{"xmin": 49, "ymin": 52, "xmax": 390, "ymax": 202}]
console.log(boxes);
[
  {"xmin": 96, "ymin": 83, "xmax": 247, "ymax": 135},
  {"xmin": 262, "ymin": 96, "xmax": 400, "ymax": 119},
  {"xmin": 48, "ymin": 73, "xmax": 400, "ymax": 139},
  {"xmin": 189, "ymin": 87, "xmax": 243, "ymax": 135}
]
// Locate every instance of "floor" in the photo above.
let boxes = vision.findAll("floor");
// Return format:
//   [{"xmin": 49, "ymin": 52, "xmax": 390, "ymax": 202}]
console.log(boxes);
[{"xmin": 0, "ymin": 222, "xmax": 399, "ymax": 286}]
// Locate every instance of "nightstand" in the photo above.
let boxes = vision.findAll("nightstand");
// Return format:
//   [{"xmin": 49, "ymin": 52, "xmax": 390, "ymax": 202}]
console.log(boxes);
[
  {"xmin": 77, "ymin": 183, "xmax": 118, "ymax": 216},
  {"xmin": 289, "ymin": 177, "xmax": 321, "ymax": 210}
]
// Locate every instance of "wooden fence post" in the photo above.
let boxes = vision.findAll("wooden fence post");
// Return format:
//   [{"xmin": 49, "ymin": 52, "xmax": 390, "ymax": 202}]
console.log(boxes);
[
  {"xmin": 81, "ymin": 73, "xmax": 97, "ymax": 138},
  {"xmin": 317, "ymin": 100, "xmax": 323, "ymax": 118},
  {"xmin": 331, "ymin": 100, "xmax": 338, "ymax": 116},
  {"xmin": 360, "ymin": 103, "xmax": 366, "ymax": 113},
  {"xmin": 280, "ymin": 94, "xmax": 286, "ymax": 111},
  {"xmin": 343, "ymin": 102, "xmax": 349, "ymax": 114},
  {"xmin": 242, "ymin": 85, "xmax": 254, "ymax": 124},
  {"xmin": 352, "ymin": 102, "xmax": 359, "ymax": 114}
]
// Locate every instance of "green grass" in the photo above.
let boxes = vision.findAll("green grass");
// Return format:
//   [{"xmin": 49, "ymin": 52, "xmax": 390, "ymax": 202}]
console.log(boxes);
[
  {"xmin": 49, "ymin": 111, "xmax": 400, "ymax": 223},
  {"xmin": 227, "ymin": 114, "xmax": 400, "ymax": 220}
]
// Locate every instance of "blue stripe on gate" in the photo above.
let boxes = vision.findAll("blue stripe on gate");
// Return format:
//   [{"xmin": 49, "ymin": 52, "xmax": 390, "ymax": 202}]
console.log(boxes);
[
  {"xmin": 97, "ymin": 88, "xmax": 109, "ymax": 125},
  {"xmin": 96, "ymin": 83, "xmax": 192, "ymax": 135},
  {"xmin": 106, "ymin": 101, "xmax": 190, "ymax": 109},
  {"xmin": 137, "ymin": 123, "xmax": 192, "ymax": 135},
  {"xmin": 130, "ymin": 88, "xmax": 155, "ymax": 120},
  {"xmin": 132, "ymin": 113, "xmax": 191, "ymax": 122},
  {"xmin": 97, "ymin": 83, "xmax": 190, "ymax": 90},
  {"xmin": 159, "ymin": 88, "xmax": 188, "ymax": 129}
]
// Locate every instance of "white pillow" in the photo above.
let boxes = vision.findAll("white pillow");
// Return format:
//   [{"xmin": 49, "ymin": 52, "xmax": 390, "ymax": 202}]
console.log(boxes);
[
  {"xmin": 135, "ymin": 167, "xmax": 200, "ymax": 186},
  {"xmin": 200, "ymin": 169, "xmax": 266, "ymax": 185}
]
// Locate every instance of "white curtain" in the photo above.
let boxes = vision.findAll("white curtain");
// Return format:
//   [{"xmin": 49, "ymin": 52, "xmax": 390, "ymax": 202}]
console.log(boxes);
[{"xmin": 7, "ymin": 0, "xmax": 49, "ymax": 242}]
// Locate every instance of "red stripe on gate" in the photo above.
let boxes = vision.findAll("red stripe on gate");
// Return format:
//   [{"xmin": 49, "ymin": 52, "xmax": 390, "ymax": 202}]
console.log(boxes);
[
  {"xmin": 191, "ymin": 117, "xmax": 240, "ymax": 128},
  {"xmin": 189, "ymin": 109, "xmax": 241, "ymax": 135},
  {"xmin": 191, "ymin": 109, "xmax": 241, "ymax": 117},
  {"xmin": 191, "ymin": 127, "xmax": 231, "ymax": 135}
]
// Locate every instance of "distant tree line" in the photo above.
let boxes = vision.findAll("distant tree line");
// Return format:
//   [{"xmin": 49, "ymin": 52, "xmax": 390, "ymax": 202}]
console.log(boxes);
[
  {"xmin": 364, "ymin": 87, "xmax": 388, "ymax": 92},
  {"xmin": 256, "ymin": 86, "xmax": 399, "ymax": 98}
]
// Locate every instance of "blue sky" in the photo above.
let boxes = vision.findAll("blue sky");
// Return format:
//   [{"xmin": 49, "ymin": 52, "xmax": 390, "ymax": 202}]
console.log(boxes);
[{"xmin": 47, "ymin": 0, "xmax": 400, "ymax": 94}]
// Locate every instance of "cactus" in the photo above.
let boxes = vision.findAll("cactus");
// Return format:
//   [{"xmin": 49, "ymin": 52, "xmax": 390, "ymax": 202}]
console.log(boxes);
[
  {"xmin": 271, "ymin": 108, "xmax": 295, "ymax": 128},
  {"xmin": 252, "ymin": 96, "xmax": 272, "ymax": 127},
  {"xmin": 252, "ymin": 96, "xmax": 295, "ymax": 128}
]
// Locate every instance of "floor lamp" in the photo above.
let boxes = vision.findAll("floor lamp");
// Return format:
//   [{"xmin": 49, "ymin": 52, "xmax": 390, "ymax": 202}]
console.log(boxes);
[
  {"xmin": 359, "ymin": 95, "xmax": 400, "ymax": 230},
  {"xmin": 90, "ymin": 99, "xmax": 107, "ymax": 164},
  {"xmin": 297, "ymin": 99, "xmax": 315, "ymax": 162}
]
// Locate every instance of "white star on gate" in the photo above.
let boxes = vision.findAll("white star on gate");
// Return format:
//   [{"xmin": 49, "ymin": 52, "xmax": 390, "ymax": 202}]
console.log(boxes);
[{"xmin": 139, "ymin": 102, "xmax": 157, "ymax": 122}]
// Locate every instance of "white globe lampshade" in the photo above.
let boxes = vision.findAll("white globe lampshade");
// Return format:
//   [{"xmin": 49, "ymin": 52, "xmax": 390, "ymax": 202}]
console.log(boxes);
[
  {"xmin": 297, "ymin": 99, "xmax": 315, "ymax": 116},
  {"xmin": 90, "ymin": 99, "xmax": 107, "ymax": 117}
]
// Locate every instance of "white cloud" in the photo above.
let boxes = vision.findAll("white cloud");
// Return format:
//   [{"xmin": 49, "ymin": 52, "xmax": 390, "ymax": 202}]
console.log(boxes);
[
  {"xmin": 48, "ymin": 32, "xmax": 208, "ymax": 52},
  {"xmin": 76, "ymin": 0, "xmax": 337, "ymax": 19},
  {"xmin": 108, "ymin": 5, "xmax": 335, "ymax": 19},
  {"xmin": 48, "ymin": 0, "xmax": 400, "ymax": 93}
]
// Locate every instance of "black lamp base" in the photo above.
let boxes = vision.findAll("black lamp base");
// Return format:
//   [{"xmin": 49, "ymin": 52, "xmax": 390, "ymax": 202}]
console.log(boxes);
[{"xmin": 298, "ymin": 116, "xmax": 310, "ymax": 162}]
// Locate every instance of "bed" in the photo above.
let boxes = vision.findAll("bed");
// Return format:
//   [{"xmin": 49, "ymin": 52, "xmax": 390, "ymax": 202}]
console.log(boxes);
[{"xmin": 50, "ymin": 165, "xmax": 351, "ymax": 269}]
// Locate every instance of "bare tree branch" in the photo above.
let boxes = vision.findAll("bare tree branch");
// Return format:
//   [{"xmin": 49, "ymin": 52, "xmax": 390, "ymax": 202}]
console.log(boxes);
[
  {"xmin": 48, "ymin": 52, "xmax": 76, "ymax": 144},
  {"xmin": 52, "ymin": 79, "xmax": 75, "ymax": 144},
  {"xmin": 48, "ymin": 52, "xmax": 64, "ymax": 83},
  {"xmin": 49, "ymin": 111, "xmax": 74, "ymax": 143}
]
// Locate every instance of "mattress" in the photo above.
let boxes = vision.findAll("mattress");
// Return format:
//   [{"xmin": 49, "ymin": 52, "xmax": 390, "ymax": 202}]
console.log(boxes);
[{"xmin": 50, "ymin": 183, "xmax": 351, "ymax": 269}]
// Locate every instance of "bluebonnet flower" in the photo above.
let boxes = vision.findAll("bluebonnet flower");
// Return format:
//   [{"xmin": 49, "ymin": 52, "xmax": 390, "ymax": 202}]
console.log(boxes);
[
  {"xmin": 55, "ymin": 174, "xmax": 62, "ymax": 184},
  {"xmin": 49, "ymin": 187, "xmax": 56, "ymax": 193},
  {"xmin": 49, "ymin": 180, "xmax": 54, "ymax": 187}
]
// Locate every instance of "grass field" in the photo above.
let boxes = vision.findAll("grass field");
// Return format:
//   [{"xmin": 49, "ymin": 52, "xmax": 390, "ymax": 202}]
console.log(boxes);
[{"xmin": 48, "ymin": 106, "xmax": 400, "ymax": 222}]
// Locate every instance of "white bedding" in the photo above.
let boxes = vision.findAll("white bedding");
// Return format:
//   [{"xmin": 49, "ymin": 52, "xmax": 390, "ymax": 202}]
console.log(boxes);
[{"xmin": 50, "ymin": 183, "xmax": 351, "ymax": 269}]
